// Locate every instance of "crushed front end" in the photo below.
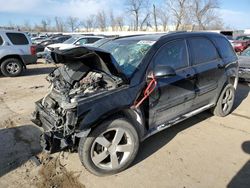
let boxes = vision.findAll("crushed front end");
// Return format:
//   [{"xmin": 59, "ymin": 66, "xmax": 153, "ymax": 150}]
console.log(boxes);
[{"xmin": 31, "ymin": 47, "xmax": 124, "ymax": 153}]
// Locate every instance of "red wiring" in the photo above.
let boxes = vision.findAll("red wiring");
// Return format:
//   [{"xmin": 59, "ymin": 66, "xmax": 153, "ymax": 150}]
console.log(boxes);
[{"xmin": 134, "ymin": 74, "xmax": 157, "ymax": 108}]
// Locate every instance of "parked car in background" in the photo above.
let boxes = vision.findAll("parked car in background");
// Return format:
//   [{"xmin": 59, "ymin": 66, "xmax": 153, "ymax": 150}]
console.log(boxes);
[
  {"xmin": 32, "ymin": 32, "xmax": 238, "ymax": 176},
  {"xmin": 36, "ymin": 35, "xmax": 71, "ymax": 55},
  {"xmin": 238, "ymin": 47, "xmax": 250, "ymax": 82},
  {"xmin": 31, "ymin": 35, "xmax": 48, "ymax": 44},
  {"xmin": 232, "ymin": 35, "xmax": 250, "ymax": 53},
  {"xmin": 0, "ymin": 30, "xmax": 37, "ymax": 76},
  {"xmin": 44, "ymin": 35, "xmax": 104, "ymax": 52}
]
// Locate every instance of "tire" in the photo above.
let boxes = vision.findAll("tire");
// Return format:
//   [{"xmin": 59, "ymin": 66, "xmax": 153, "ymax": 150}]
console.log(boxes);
[
  {"xmin": 78, "ymin": 117, "xmax": 139, "ymax": 176},
  {"xmin": 211, "ymin": 84, "xmax": 235, "ymax": 117},
  {"xmin": 1, "ymin": 58, "xmax": 23, "ymax": 77}
]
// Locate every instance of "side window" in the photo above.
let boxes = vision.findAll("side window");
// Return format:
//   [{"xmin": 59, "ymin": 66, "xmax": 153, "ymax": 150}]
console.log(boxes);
[
  {"xmin": 76, "ymin": 38, "xmax": 87, "ymax": 45},
  {"xmin": 88, "ymin": 38, "xmax": 100, "ymax": 43},
  {"xmin": 188, "ymin": 37, "xmax": 219, "ymax": 65},
  {"xmin": 0, "ymin": 36, "xmax": 3, "ymax": 45},
  {"xmin": 213, "ymin": 37, "xmax": 236, "ymax": 59},
  {"xmin": 154, "ymin": 40, "xmax": 188, "ymax": 70},
  {"xmin": 6, "ymin": 33, "xmax": 29, "ymax": 45}
]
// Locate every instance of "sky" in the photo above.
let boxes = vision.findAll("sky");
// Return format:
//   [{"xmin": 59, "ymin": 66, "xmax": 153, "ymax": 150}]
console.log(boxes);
[{"xmin": 0, "ymin": 0, "xmax": 249, "ymax": 30}]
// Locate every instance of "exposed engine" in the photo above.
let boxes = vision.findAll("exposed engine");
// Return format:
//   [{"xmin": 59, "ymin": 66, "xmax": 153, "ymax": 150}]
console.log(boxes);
[{"xmin": 32, "ymin": 46, "xmax": 125, "ymax": 153}]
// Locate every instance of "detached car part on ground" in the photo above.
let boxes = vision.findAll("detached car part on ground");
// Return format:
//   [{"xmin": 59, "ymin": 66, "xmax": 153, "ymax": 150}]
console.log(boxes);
[{"xmin": 32, "ymin": 32, "xmax": 239, "ymax": 176}]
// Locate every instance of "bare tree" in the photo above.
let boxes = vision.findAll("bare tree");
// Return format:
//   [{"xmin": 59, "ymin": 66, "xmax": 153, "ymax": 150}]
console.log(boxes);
[
  {"xmin": 54, "ymin": 17, "xmax": 65, "ymax": 32},
  {"xmin": 166, "ymin": 0, "xmax": 188, "ymax": 31},
  {"xmin": 126, "ymin": 0, "xmax": 149, "ymax": 31},
  {"xmin": 110, "ymin": 11, "xmax": 116, "ymax": 31},
  {"xmin": 96, "ymin": 11, "xmax": 107, "ymax": 31},
  {"xmin": 116, "ymin": 16, "xmax": 124, "ymax": 31},
  {"xmin": 41, "ymin": 18, "xmax": 51, "ymax": 32},
  {"xmin": 83, "ymin": 15, "xmax": 96, "ymax": 32},
  {"xmin": 67, "ymin": 16, "xmax": 80, "ymax": 32},
  {"xmin": 192, "ymin": 0, "xmax": 220, "ymax": 30},
  {"xmin": 157, "ymin": 8, "xmax": 169, "ymax": 31},
  {"xmin": 23, "ymin": 20, "xmax": 32, "ymax": 31}
]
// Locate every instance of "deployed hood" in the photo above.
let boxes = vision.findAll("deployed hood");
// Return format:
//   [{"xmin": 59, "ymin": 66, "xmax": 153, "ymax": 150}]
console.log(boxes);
[
  {"xmin": 50, "ymin": 46, "xmax": 127, "ymax": 81},
  {"xmin": 238, "ymin": 56, "xmax": 250, "ymax": 68}
]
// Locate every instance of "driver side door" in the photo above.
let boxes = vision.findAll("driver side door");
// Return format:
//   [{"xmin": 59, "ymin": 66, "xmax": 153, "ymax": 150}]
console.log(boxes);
[{"xmin": 148, "ymin": 39, "xmax": 196, "ymax": 129}]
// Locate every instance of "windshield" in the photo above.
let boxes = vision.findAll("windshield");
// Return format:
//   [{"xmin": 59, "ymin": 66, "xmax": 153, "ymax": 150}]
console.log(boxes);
[
  {"xmin": 100, "ymin": 39, "xmax": 154, "ymax": 76},
  {"xmin": 63, "ymin": 36, "xmax": 80, "ymax": 44}
]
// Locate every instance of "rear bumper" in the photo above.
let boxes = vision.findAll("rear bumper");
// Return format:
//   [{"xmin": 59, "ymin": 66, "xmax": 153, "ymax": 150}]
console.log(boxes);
[{"xmin": 21, "ymin": 55, "xmax": 37, "ymax": 65}]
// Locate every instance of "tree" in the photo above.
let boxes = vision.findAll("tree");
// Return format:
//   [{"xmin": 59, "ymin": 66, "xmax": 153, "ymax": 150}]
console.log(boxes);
[
  {"xmin": 166, "ymin": 0, "xmax": 188, "ymax": 31},
  {"xmin": 67, "ymin": 16, "xmax": 80, "ymax": 32},
  {"xmin": 192, "ymin": 0, "xmax": 220, "ymax": 30},
  {"xmin": 54, "ymin": 17, "xmax": 65, "ymax": 32},
  {"xmin": 157, "ymin": 7, "xmax": 169, "ymax": 31},
  {"xmin": 126, "ymin": 0, "xmax": 149, "ymax": 31},
  {"xmin": 83, "ymin": 15, "xmax": 96, "ymax": 32},
  {"xmin": 41, "ymin": 18, "xmax": 51, "ymax": 32},
  {"xmin": 96, "ymin": 11, "xmax": 107, "ymax": 31},
  {"xmin": 116, "ymin": 16, "xmax": 124, "ymax": 31}
]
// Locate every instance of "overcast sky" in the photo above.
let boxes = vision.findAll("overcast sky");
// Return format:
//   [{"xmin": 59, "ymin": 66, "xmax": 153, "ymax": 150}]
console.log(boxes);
[{"xmin": 0, "ymin": 0, "xmax": 249, "ymax": 29}]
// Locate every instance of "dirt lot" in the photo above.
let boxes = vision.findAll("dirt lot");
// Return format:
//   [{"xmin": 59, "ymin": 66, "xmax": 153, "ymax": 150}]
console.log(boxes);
[{"xmin": 0, "ymin": 63, "xmax": 250, "ymax": 188}]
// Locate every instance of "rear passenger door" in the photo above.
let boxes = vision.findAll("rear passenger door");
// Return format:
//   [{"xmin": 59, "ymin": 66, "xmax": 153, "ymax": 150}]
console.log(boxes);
[
  {"xmin": 188, "ymin": 37, "xmax": 224, "ymax": 107},
  {"xmin": 148, "ymin": 39, "xmax": 196, "ymax": 128}
]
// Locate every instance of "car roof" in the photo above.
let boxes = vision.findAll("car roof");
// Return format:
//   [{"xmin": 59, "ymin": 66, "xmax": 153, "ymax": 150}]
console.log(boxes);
[{"xmin": 113, "ymin": 32, "xmax": 223, "ymax": 42}]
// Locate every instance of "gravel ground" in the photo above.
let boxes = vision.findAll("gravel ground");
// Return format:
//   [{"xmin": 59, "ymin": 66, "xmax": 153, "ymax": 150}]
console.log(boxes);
[{"xmin": 0, "ymin": 63, "xmax": 249, "ymax": 188}]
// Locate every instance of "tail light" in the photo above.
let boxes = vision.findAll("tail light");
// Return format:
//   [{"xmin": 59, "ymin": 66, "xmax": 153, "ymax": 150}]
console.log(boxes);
[{"xmin": 30, "ymin": 45, "xmax": 36, "ymax": 55}]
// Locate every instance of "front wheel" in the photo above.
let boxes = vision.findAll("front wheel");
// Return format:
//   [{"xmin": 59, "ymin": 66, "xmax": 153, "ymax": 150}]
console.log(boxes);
[
  {"xmin": 211, "ymin": 84, "xmax": 235, "ymax": 117},
  {"xmin": 78, "ymin": 117, "xmax": 139, "ymax": 176}
]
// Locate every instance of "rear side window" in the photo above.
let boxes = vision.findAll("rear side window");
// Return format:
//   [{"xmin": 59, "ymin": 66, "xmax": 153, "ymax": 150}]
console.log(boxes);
[
  {"xmin": 154, "ymin": 40, "xmax": 188, "ymax": 70},
  {"xmin": 188, "ymin": 37, "xmax": 219, "ymax": 65},
  {"xmin": 0, "ymin": 36, "xmax": 3, "ymax": 45},
  {"xmin": 6, "ymin": 32, "xmax": 29, "ymax": 45},
  {"xmin": 213, "ymin": 37, "xmax": 236, "ymax": 59}
]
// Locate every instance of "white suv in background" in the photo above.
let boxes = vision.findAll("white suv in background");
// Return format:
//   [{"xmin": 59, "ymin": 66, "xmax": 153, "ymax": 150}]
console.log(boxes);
[{"xmin": 0, "ymin": 30, "xmax": 37, "ymax": 77}]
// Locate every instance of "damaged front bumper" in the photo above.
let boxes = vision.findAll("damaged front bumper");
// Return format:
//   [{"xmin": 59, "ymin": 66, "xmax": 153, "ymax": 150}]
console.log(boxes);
[{"xmin": 31, "ymin": 100, "xmax": 90, "ymax": 154}]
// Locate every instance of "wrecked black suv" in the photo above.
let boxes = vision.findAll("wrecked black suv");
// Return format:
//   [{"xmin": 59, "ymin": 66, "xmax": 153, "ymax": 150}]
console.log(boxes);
[{"xmin": 32, "ymin": 32, "xmax": 238, "ymax": 176}]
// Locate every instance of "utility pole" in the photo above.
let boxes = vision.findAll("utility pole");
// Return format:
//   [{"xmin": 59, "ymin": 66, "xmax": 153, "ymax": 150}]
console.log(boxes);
[{"xmin": 153, "ymin": 4, "xmax": 158, "ymax": 32}]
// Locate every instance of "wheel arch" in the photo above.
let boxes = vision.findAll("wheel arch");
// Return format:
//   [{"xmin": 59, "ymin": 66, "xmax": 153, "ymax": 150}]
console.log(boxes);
[
  {"xmin": 78, "ymin": 108, "xmax": 147, "ymax": 141},
  {"xmin": 0, "ymin": 55, "xmax": 26, "ymax": 68}
]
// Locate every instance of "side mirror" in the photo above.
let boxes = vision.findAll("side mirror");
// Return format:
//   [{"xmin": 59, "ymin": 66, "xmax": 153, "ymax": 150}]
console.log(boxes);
[{"xmin": 153, "ymin": 65, "xmax": 176, "ymax": 78}]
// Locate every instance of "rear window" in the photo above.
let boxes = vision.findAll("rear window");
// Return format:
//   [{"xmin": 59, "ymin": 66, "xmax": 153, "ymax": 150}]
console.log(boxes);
[
  {"xmin": 6, "ymin": 32, "xmax": 29, "ymax": 45},
  {"xmin": 0, "ymin": 36, "xmax": 3, "ymax": 45},
  {"xmin": 213, "ymin": 37, "xmax": 236, "ymax": 59},
  {"xmin": 188, "ymin": 37, "xmax": 219, "ymax": 65}
]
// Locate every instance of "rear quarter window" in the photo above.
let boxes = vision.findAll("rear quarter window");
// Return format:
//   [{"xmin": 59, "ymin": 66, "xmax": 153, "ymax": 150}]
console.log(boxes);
[
  {"xmin": 0, "ymin": 36, "xmax": 3, "ymax": 45},
  {"xmin": 213, "ymin": 37, "xmax": 236, "ymax": 59},
  {"xmin": 188, "ymin": 37, "xmax": 219, "ymax": 65},
  {"xmin": 6, "ymin": 32, "xmax": 29, "ymax": 45}
]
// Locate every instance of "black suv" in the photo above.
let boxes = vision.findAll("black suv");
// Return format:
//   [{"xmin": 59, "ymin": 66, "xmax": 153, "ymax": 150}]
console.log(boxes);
[{"xmin": 32, "ymin": 32, "xmax": 238, "ymax": 176}]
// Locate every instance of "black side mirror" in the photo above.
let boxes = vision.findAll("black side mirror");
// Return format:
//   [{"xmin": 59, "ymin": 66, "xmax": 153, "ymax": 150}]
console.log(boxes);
[{"xmin": 153, "ymin": 65, "xmax": 176, "ymax": 78}]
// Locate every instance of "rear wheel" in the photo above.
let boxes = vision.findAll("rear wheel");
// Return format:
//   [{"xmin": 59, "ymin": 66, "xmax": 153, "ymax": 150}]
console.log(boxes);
[
  {"xmin": 78, "ymin": 117, "xmax": 139, "ymax": 176},
  {"xmin": 1, "ymin": 58, "xmax": 23, "ymax": 77},
  {"xmin": 211, "ymin": 84, "xmax": 235, "ymax": 117}
]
